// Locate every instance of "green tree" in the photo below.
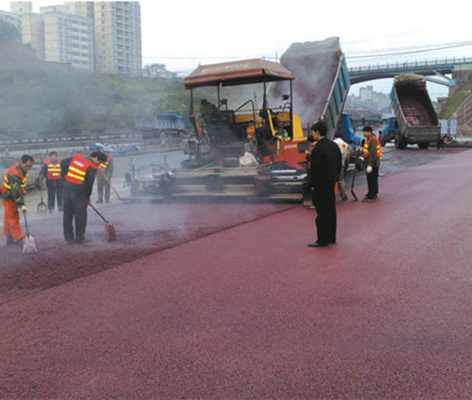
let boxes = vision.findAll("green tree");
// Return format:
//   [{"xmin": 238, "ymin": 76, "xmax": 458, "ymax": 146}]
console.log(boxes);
[{"xmin": 0, "ymin": 19, "xmax": 20, "ymax": 44}]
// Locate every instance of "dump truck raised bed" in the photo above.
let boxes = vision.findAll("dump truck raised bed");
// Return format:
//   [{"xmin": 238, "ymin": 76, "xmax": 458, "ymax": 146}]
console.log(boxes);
[
  {"xmin": 268, "ymin": 37, "xmax": 350, "ymax": 138},
  {"xmin": 390, "ymin": 75, "xmax": 440, "ymax": 149}
]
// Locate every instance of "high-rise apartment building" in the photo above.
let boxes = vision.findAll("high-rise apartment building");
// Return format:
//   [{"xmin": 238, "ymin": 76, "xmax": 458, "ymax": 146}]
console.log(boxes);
[
  {"xmin": 19, "ymin": 12, "xmax": 45, "ymax": 59},
  {"xmin": 9, "ymin": 1, "xmax": 32, "ymax": 15},
  {"xmin": 92, "ymin": 2, "xmax": 142, "ymax": 75},
  {"xmin": 6, "ymin": 1, "xmax": 142, "ymax": 75},
  {"xmin": 40, "ymin": 5, "xmax": 94, "ymax": 71}
]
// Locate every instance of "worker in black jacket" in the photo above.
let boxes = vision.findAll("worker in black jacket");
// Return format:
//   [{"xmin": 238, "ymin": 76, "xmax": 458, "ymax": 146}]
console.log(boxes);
[
  {"xmin": 308, "ymin": 121, "xmax": 342, "ymax": 248},
  {"xmin": 61, "ymin": 152, "xmax": 107, "ymax": 244}
]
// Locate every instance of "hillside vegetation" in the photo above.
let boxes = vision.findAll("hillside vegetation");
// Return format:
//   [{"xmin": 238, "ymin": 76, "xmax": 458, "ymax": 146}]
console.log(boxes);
[
  {"xmin": 440, "ymin": 80, "xmax": 472, "ymax": 119},
  {"xmin": 0, "ymin": 19, "xmax": 198, "ymax": 137}
]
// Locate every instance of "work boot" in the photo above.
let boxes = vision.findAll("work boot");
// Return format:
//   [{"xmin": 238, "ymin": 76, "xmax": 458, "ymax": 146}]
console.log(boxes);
[
  {"xmin": 75, "ymin": 237, "xmax": 91, "ymax": 244},
  {"xmin": 6, "ymin": 236, "xmax": 14, "ymax": 246},
  {"xmin": 308, "ymin": 241, "xmax": 328, "ymax": 248}
]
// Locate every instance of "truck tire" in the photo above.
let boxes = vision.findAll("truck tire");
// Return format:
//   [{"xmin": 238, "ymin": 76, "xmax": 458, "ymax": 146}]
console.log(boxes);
[
  {"xmin": 395, "ymin": 137, "xmax": 407, "ymax": 150},
  {"xmin": 418, "ymin": 142, "xmax": 429, "ymax": 150}
]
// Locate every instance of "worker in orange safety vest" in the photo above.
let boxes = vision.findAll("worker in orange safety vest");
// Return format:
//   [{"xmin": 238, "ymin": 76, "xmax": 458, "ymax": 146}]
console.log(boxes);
[
  {"xmin": 362, "ymin": 126, "xmax": 382, "ymax": 202},
  {"xmin": 61, "ymin": 151, "xmax": 106, "ymax": 244},
  {"xmin": 2, "ymin": 154, "xmax": 34, "ymax": 246},
  {"xmin": 96, "ymin": 149, "xmax": 114, "ymax": 204},
  {"xmin": 40, "ymin": 151, "xmax": 63, "ymax": 213}
]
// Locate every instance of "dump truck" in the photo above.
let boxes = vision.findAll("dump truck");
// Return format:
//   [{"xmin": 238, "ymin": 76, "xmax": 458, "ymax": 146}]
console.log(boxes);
[
  {"xmin": 390, "ymin": 75, "xmax": 440, "ymax": 149},
  {"xmin": 135, "ymin": 112, "xmax": 189, "ymax": 139}
]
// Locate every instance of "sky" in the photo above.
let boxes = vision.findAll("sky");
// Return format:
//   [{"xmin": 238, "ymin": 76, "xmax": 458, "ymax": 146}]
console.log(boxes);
[{"xmin": 1, "ymin": 0, "xmax": 471, "ymax": 98}]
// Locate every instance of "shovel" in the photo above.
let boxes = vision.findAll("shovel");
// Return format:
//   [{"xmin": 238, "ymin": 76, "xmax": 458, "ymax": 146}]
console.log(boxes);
[
  {"xmin": 88, "ymin": 203, "xmax": 117, "ymax": 242},
  {"xmin": 22, "ymin": 211, "xmax": 38, "ymax": 254},
  {"xmin": 37, "ymin": 183, "xmax": 48, "ymax": 214}
]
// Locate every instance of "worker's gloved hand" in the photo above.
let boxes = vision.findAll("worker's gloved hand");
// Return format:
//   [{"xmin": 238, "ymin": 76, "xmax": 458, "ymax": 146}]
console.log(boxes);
[
  {"xmin": 366, "ymin": 166, "xmax": 373, "ymax": 174},
  {"xmin": 20, "ymin": 205, "xmax": 27, "ymax": 213}
]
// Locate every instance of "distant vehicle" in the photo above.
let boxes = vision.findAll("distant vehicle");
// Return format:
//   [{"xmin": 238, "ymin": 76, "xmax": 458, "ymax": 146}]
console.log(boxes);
[
  {"xmin": 379, "ymin": 117, "xmax": 400, "ymax": 146},
  {"xmin": 0, "ymin": 156, "xmax": 41, "ymax": 190},
  {"xmin": 88, "ymin": 143, "xmax": 139, "ymax": 154},
  {"xmin": 88, "ymin": 143, "xmax": 107, "ymax": 152},
  {"xmin": 390, "ymin": 75, "xmax": 440, "ymax": 149},
  {"xmin": 135, "ymin": 112, "xmax": 190, "ymax": 139}
]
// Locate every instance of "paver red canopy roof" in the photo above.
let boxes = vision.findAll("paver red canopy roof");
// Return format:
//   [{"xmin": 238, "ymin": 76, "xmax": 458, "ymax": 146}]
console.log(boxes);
[{"xmin": 184, "ymin": 58, "xmax": 295, "ymax": 89}]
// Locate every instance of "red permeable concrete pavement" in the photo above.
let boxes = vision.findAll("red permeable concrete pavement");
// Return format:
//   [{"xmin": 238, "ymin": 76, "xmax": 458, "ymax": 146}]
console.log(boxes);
[{"xmin": 1, "ymin": 150, "xmax": 472, "ymax": 399}]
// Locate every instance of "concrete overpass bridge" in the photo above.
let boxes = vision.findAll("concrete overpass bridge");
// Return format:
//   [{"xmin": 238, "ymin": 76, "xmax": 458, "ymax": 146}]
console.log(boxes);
[{"xmin": 348, "ymin": 56, "xmax": 472, "ymax": 86}]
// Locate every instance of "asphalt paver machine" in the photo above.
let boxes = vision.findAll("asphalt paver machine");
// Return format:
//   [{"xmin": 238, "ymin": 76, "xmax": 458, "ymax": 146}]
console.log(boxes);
[{"xmin": 130, "ymin": 58, "xmax": 309, "ymax": 201}]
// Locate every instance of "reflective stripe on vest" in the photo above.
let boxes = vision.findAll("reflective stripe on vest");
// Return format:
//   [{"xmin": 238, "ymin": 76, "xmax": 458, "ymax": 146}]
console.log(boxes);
[
  {"xmin": 2, "ymin": 161, "xmax": 27, "ymax": 193},
  {"xmin": 363, "ymin": 136, "xmax": 382, "ymax": 159},
  {"xmin": 99, "ymin": 154, "xmax": 112, "ymax": 171},
  {"xmin": 45, "ymin": 160, "xmax": 61, "ymax": 180},
  {"xmin": 65, "ymin": 155, "xmax": 93, "ymax": 185}
]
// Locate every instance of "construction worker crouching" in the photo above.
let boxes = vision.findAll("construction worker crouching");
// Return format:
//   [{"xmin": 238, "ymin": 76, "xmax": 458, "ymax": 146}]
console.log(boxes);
[
  {"xmin": 333, "ymin": 137, "xmax": 352, "ymax": 201},
  {"xmin": 97, "ymin": 147, "xmax": 114, "ymax": 204},
  {"xmin": 362, "ymin": 126, "xmax": 382, "ymax": 202},
  {"xmin": 2, "ymin": 154, "xmax": 34, "ymax": 246},
  {"xmin": 40, "ymin": 151, "xmax": 63, "ymax": 212},
  {"xmin": 61, "ymin": 151, "xmax": 107, "ymax": 244}
]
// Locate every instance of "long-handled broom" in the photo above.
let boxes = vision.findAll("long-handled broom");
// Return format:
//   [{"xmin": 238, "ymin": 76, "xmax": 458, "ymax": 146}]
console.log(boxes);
[
  {"xmin": 88, "ymin": 203, "xmax": 117, "ymax": 242},
  {"xmin": 22, "ymin": 211, "xmax": 38, "ymax": 253}
]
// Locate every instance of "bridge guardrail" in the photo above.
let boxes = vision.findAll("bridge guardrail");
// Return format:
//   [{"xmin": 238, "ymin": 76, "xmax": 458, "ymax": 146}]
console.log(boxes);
[{"xmin": 348, "ymin": 57, "xmax": 472, "ymax": 74}]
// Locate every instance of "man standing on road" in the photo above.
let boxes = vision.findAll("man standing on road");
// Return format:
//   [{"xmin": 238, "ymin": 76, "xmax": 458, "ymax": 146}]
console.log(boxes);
[
  {"xmin": 308, "ymin": 121, "xmax": 342, "ymax": 248},
  {"xmin": 2, "ymin": 154, "xmax": 34, "ymax": 246},
  {"xmin": 362, "ymin": 126, "xmax": 382, "ymax": 201},
  {"xmin": 97, "ymin": 147, "xmax": 114, "ymax": 204},
  {"xmin": 333, "ymin": 137, "xmax": 352, "ymax": 201},
  {"xmin": 40, "ymin": 151, "xmax": 63, "ymax": 213},
  {"xmin": 61, "ymin": 151, "xmax": 106, "ymax": 244}
]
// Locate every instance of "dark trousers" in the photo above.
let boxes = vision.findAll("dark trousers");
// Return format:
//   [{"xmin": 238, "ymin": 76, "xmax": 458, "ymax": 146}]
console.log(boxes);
[
  {"xmin": 63, "ymin": 188, "xmax": 88, "ymax": 243},
  {"xmin": 366, "ymin": 166, "xmax": 379, "ymax": 198},
  {"xmin": 46, "ymin": 180, "xmax": 63, "ymax": 211},
  {"xmin": 312, "ymin": 183, "xmax": 337, "ymax": 245},
  {"xmin": 97, "ymin": 176, "xmax": 110, "ymax": 202}
]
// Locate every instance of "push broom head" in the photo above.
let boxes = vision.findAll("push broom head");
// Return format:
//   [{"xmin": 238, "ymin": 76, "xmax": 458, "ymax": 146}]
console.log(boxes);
[
  {"xmin": 105, "ymin": 223, "xmax": 117, "ymax": 242},
  {"xmin": 22, "ymin": 234, "xmax": 37, "ymax": 254},
  {"xmin": 37, "ymin": 201, "xmax": 48, "ymax": 214}
]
